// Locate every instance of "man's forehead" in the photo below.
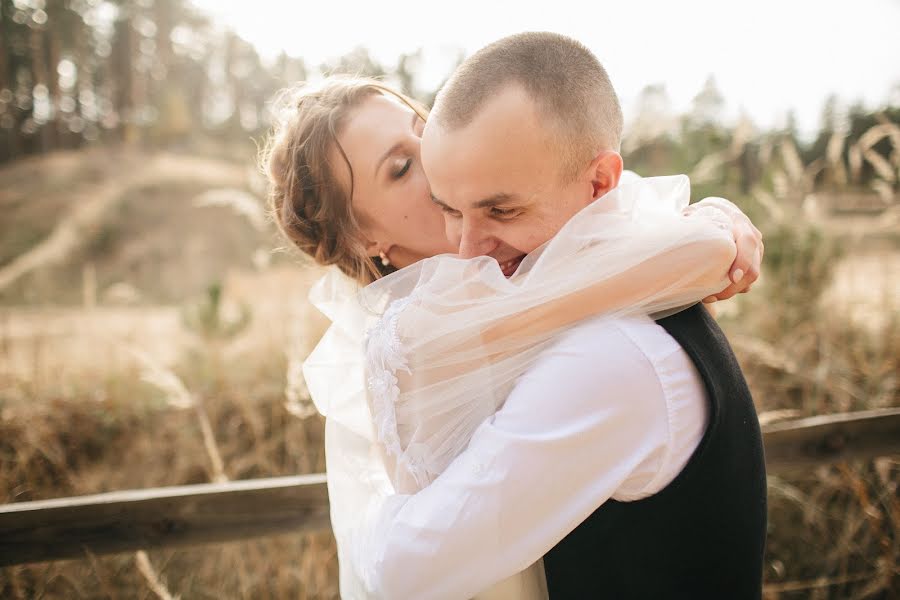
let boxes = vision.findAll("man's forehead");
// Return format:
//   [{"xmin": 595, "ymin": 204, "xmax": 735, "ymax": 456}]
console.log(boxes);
[
  {"xmin": 427, "ymin": 141, "xmax": 546, "ymax": 203},
  {"xmin": 423, "ymin": 93, "xmax": 554, "ymax": 210}
]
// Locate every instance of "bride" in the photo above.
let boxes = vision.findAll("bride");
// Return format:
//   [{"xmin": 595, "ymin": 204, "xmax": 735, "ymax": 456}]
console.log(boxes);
[{"xmin": 262, "ymin": 76, "xmax": 762, "ymax": 599}]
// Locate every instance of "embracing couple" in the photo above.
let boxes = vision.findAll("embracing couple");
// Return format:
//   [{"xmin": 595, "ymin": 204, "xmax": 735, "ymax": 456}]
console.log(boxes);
[{"xmin": 265, "ymin": 32, "xmax": 767, "ymax": 599}]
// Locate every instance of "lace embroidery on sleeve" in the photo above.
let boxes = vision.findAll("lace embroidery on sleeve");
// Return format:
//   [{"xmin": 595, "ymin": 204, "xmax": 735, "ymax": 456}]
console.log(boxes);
[{"xmin": 364, "ymin": 295, "xmax": 415, "ymax": 464}]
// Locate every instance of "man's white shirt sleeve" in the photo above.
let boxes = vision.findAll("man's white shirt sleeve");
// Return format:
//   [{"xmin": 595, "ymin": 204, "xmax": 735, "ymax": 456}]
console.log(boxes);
[{"xmin": 364, "ymin": 314, "xmax": 709, "ymax": 599}]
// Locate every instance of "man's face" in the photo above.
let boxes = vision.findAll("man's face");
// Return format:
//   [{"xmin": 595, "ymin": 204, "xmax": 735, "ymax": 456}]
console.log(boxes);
[{"xmin": 421, "ymin": 84, "xmax": 607, "ymax": 277}]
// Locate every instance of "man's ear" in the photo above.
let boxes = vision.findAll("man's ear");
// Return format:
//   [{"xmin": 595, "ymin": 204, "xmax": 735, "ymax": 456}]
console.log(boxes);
[{"xmin": 588, "ymin": 151, "xmax": 624, "ymax": 200}]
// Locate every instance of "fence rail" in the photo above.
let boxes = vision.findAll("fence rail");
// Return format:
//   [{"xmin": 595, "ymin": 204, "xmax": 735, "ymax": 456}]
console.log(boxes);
[{"xmin": 2, "ymin": 408, "xmax": 899, "ymax": 567}]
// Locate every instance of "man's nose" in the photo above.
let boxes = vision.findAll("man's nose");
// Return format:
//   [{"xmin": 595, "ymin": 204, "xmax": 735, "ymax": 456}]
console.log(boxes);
[{"xmin": 457, "ymin": 220, "xmax": 496, "ymax": 259}]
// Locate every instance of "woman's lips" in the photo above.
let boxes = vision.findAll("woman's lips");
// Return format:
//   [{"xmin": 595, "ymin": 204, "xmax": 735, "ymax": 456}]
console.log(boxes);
[{"xmin": 498, "ymin": 255, "xmax": 525, "ymax": 277}]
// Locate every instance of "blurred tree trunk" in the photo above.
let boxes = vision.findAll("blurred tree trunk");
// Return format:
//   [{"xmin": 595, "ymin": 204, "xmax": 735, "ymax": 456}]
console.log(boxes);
[
  {"xmin": 154, "ymin": 0, "xmax": 174, "ymax": 69},
  {"xmin": 111, "ymin": 14, "xmax": 139, "ymax": 145},
  {"xmin": 152, "ymin": 0, "xmax": 176, "ymax": 143},
  {"xmin": 0, "ymin": 2, "xmax": 9, "ymax": 91},
  {"xmin": 46, "ymin": 12, "xmax": 62, "ymax": 149},
  {"xmin": 66, "ymin": 3, "xmax": 85, "ymax": 150},
  {"xmin": 224, "ymin": 31, "xmax": 241, "ymax": 132},
  {"xmin": 4, "ymin": 16, "xmax": 27, "ymax": 160},
  {"xmin": 0, "ymin": 0, "xmax": 12, "ymax": 161},
  {"xmin": 29, "ymin": 13, "xmax": 51, "ymax": 152}
]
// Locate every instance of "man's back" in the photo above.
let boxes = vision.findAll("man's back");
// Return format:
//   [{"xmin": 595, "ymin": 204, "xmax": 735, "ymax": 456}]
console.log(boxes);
[
  {"xmin": 543, "ymin": 303, "xmax": 767, "ymax": 599},
  {"xmin": 363, "ymin": 305, "xmax": 766, "ymax": 599}
]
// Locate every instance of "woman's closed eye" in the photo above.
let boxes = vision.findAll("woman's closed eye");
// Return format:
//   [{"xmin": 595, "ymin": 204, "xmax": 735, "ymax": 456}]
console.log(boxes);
[{"xmin": 391, "ymin": 158, "xmax": 412, "ymax": 180}]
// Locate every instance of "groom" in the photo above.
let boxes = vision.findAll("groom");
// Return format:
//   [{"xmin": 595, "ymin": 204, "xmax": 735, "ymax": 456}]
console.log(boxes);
[{"xmin": 365, "ymin": 33, "xmax": 767, "ymax": 599}]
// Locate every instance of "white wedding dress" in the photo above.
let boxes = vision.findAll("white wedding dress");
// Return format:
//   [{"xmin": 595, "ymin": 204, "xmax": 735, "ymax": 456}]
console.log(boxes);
[{"xmin": 304, "ymin": 175, "xmax": 738, "ymax": 599}]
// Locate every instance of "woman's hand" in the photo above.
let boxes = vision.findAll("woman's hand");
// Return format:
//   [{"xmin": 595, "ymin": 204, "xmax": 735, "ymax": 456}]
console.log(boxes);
[{"xmin": 685, "ymin": 197, "xmax": 763, "ymax": 303}]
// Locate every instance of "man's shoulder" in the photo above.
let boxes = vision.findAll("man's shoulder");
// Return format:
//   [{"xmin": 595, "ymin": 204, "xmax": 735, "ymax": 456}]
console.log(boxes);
[
  {"xmin": 551, "ymin": 314, "xmax": 684, "ymax": 366},
  {"xmin": 527, "ymin": 313, "xmax": 706, "ymax": 409},
  {"xmin": 523, "ymin": 314, "xmax": 685, "ymax": 389}
]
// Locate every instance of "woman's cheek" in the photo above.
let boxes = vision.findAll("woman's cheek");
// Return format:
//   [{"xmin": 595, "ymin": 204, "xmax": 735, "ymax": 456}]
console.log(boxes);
[{"xmin": 412, "ymin": 170, "xmax": 432, "ymax": 209}]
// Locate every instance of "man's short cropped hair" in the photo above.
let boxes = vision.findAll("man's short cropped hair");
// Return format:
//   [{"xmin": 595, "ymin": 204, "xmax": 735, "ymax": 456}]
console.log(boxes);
[{"xmin": 431, "ymin": 31, "xmax": 623, "ymax": 179}]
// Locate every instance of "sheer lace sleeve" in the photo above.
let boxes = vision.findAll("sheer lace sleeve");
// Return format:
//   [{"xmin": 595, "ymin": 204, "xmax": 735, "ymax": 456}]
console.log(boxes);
[{"xmin": 361, "ymin": 175, "xmax": 736, "ymax": 492}]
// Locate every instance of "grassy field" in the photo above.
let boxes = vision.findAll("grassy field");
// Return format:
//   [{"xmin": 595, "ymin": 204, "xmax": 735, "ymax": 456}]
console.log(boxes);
[{"xmin": 0, "ymin": 147, "xmax": 898, "ymax": 598}]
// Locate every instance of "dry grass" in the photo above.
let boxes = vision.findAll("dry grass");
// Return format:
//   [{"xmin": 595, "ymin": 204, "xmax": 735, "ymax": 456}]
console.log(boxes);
[
  {"xmin": 0, "ymin": 261, "xmax": 337, "ymax": 599},
  {"xmin": 0, "ymin": 147, "xmax": 337, "ymax": 596},
  {"xmin": 718, "ymin": 212, "xmax": 900, "ymax": 598}
]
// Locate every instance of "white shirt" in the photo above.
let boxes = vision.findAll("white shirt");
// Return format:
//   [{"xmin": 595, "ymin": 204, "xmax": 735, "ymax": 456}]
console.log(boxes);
[{"xmin": 365, "ymin": 313, "xmax": 710, "ymax": 599}]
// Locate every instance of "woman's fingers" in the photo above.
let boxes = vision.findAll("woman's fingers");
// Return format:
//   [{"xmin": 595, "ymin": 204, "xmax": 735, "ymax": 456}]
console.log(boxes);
[
  {"xmin": 689, "ymin": 196, "xmax": 764, "ymax": 304},
  {"xmin": 712, "ymin": 229, "xmax": 763, "ymax": 302},
  {"xmin": 730, "ymin": 229, "xmax": 759, "ymax": 280}
]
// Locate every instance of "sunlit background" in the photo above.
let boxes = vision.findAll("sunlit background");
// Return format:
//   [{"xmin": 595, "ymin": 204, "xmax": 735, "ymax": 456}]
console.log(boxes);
[
  {"xmin": 1, "ymin": 0, "xmax": 898, "ymax": 598},
  {"xmin": 191, "ymin": 0, "xmax": 900, "ymax": 137}
]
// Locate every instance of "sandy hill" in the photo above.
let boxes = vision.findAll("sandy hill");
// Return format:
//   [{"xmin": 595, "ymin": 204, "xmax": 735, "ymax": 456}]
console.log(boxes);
[{"xmin": 0, "ymin": 148, "xmax": 296, "ymax": 305}]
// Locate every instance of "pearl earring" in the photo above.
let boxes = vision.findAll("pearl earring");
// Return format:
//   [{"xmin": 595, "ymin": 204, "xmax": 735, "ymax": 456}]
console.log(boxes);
[{"xmin": 379, "ymin": 251, "xmax": 391, "ymax": 267}]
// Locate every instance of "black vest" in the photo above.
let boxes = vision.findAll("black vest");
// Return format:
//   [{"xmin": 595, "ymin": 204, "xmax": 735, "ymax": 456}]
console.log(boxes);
[{"xmin": 542, "ymin": 303, "xmax": 767, "ymax": 599}]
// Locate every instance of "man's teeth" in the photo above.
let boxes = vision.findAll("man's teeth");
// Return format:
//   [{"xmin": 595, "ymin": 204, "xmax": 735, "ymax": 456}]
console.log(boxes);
[{"xmin": 499, "ymin": 257, "xmax": 520, "ymax": 271}]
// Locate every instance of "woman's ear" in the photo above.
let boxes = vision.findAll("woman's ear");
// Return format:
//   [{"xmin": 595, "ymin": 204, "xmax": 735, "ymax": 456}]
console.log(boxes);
[
  {"xmin": 588, "ymin": 151, "xmax": 624, "ymax": 200},
  {"xmin": 363, "ymin": 238, "xmax": 380, "ymax": 257}
]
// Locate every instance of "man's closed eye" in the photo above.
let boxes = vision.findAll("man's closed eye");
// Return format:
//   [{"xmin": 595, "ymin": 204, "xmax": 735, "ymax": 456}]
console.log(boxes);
[{"xmin": 489, "ymin": 206, "xmax": 522, "ymax": 220}]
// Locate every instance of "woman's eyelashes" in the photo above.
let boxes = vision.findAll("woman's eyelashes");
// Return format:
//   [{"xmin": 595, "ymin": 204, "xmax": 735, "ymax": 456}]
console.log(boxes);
[{"xmin": 391, "ymin": 158, "xmax": 412, "ymax": 180}]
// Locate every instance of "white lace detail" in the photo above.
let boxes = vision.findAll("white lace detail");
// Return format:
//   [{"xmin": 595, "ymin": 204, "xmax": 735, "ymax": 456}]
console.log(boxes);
[{"xmin": 365, "ymin": 294, "xmax": 415, "ymax": 462}]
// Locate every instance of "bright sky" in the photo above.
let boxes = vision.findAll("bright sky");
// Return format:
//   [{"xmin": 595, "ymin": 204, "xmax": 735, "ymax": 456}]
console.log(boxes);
[{"xmin": 190, "ymin": 0, "xmax": 900, "ymax": 137}]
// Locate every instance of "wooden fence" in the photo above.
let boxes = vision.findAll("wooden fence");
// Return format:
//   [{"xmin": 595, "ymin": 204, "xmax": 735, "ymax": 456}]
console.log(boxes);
[{"xmin": 2, "ymin": 407, "xmax": 899, "ymax": 567}]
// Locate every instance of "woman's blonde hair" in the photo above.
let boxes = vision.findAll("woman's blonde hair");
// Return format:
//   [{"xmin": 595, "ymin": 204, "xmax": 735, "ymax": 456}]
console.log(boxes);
[{"xmin": 261, "ymin": 76, "xmax": 428, "ymax": 284}]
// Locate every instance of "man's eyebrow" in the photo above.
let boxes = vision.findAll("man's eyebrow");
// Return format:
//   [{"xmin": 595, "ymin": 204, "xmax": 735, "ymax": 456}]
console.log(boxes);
[
  {"xmin": 374, "ymin": 112, "xmax": 419, "ymax": 177},
  {"xmin": 431, "ymin": 192, "xmax": 520, "ymax": 211},
  {"xmin": 473, "ymin": 193, "xmax": 517, "ymax": 209}
]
